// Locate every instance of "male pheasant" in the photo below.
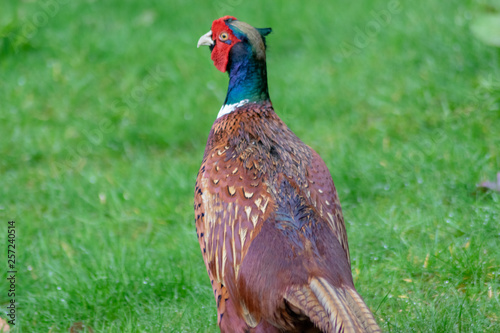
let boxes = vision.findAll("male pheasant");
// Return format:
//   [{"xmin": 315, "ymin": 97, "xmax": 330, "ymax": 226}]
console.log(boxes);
[{"xmin": 194, "ymin": 16, "xmax": 381, "ymax": 333}]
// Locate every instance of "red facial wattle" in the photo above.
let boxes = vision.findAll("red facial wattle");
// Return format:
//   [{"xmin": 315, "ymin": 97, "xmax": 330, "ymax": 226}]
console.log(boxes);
[{"xmin": 210, "ymin": 16, "xmax": 241, "ymax": 72}]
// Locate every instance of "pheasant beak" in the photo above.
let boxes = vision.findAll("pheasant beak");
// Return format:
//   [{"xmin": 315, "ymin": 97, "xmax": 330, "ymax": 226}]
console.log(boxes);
[{"xmin": 197, "ymin": 30, "xmax": 214, "ymax": 48}]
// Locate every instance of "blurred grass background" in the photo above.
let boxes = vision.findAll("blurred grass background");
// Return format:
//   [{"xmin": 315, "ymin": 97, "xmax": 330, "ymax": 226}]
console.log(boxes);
[{"xmin": 0, "ymin": 0, "xmax": 499, "ymax": 332}]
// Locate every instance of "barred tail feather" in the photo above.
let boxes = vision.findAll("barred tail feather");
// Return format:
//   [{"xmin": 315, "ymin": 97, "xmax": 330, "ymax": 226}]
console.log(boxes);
[{"xmin": 285, "ymin": 277, "xmax": 381, "ymax": 333}]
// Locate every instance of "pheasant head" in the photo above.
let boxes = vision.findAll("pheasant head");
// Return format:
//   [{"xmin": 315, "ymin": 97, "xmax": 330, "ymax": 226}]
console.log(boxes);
[{"xmin": 197, "ymin": 16, "xmax": 273, "ymax": 118}]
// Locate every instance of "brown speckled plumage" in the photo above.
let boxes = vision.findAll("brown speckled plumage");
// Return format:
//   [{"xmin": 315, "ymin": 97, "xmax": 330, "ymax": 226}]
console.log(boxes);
[{"xmin": 195, "ymin": 17, "xmax": 381, "ymax": 333}]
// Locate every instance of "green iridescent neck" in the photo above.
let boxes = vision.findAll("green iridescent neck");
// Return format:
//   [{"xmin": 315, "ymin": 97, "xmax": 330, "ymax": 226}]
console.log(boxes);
[{"xmin": 223, "ymin": 43, "xmax": 270, "ymax": 106}]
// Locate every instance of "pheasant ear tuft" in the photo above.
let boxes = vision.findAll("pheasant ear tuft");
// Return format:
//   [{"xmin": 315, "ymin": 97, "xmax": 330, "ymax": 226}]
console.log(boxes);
[
  {"xmin": 257, "ymin": 28, "xmax": 272, "ymax": 49},
  {"xmin": 257, "ymin": 28, "xmax": 272, "ymax": 37}
]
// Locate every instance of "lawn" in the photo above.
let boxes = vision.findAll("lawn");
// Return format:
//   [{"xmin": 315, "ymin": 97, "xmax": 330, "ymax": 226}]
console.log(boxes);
[{"xmin": 0, "ymin": 0, "xmax": 499, "ymax": 332}]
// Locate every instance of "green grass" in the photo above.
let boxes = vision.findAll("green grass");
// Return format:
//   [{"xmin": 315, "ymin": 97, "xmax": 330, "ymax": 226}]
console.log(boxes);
[{"xmin": 1, "ymin": 0, "xmax": 499, "ymax": 332}]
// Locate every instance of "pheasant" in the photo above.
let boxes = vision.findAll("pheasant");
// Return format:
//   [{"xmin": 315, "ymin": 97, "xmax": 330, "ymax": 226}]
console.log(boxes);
[{"xmin": 194, "ymin": 16, "xmax": 381, "ymax": 333}]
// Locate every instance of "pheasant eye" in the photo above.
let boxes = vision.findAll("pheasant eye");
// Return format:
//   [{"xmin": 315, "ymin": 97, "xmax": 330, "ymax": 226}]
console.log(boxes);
[{"xmin": 219, "ymin": 32, "xmax": 229, "ymax": 41}]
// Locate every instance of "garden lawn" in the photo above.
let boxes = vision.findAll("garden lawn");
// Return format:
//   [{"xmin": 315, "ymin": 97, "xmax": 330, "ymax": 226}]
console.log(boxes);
[{"xmin": 0, "ymin": 0, "xmax": 499, "ymax": 332}]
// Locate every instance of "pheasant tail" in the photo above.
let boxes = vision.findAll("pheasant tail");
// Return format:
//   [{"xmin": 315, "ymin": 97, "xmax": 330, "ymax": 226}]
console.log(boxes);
[{"xmin": 285, "ymin": 277, "xmax": 381, "ymax": 333}]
